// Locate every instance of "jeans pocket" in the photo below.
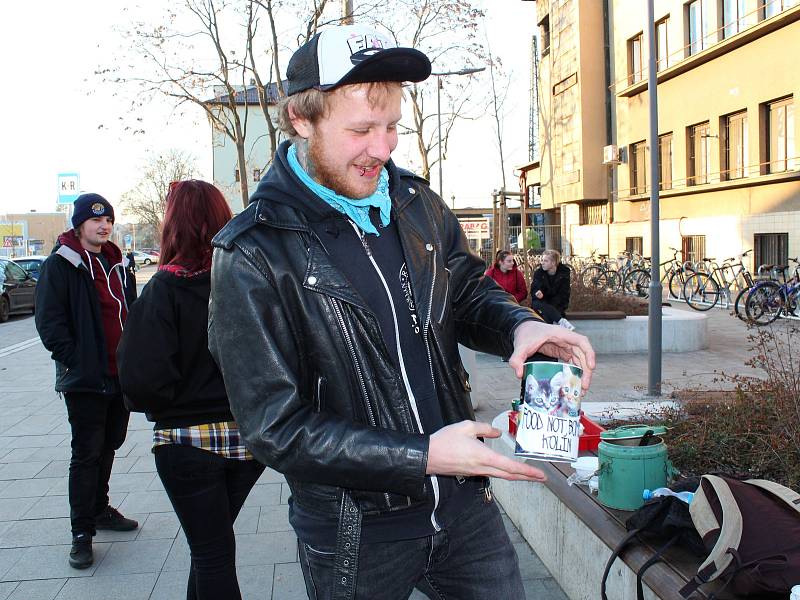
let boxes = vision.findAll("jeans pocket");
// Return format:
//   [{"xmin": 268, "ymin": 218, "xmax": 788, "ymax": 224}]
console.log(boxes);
[{"xmin": 300, "ymin": 542, "xmax": 336, "ymax": 600}]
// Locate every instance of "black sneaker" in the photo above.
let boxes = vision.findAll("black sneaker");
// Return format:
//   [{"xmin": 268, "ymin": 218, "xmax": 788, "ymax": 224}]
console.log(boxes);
[
  {"xmin": 94, "ymin": 506, "xmax": 139, "ymax": 531},
  {"xmin": 69, "ymin": 533, "xmax": 93, "ymax": 569}
]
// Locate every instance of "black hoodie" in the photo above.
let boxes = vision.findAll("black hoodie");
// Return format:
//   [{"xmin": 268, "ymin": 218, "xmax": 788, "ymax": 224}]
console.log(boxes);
[{"xmin": 117, "ymin": 270, "xmax": 233, "ymax": 429}]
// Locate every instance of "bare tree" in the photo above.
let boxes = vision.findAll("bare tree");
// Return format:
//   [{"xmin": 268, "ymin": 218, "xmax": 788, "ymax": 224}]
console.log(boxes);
[
  {"xmin": 121, "ymin": 150, "xmax": 197, "ymax": 232},
  {"xmin": 366, "ymin": 0, "xmax": 488, "ymax": 181},
  {"xmin": 485, "ymin": 38, "xmax": 511, "ymax": 191}
]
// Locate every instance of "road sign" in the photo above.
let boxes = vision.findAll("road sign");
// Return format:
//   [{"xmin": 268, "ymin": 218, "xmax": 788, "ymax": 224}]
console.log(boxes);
[{"xmin": 57, "ymin": 173, "xmax": 80, "ymax": 205}]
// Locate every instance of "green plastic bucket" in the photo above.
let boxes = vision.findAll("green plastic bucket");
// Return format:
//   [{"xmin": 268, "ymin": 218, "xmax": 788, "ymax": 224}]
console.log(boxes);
[{"xmin": 597, "ymin": 426, "xmax": 672, "ymax": 511}]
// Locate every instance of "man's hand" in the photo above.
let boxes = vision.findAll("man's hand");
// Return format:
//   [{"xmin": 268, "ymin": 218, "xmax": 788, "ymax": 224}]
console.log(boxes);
[
  {"xmin": 426, "ymin": 421, "xmax": 547, "ymax": 482},
  {"xmin": 535, "ymin": 290, "xmax": 544, "ymax": 299},
  {"xmin": 509, "ymin": 320, "xmax": 595, "ymax": 392}
]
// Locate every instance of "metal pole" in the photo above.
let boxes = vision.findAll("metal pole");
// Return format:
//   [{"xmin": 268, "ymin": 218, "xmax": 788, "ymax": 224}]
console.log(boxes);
[
  {"xmin": 437, "ymin": 76, "xmax": 443, "ymax": 199},
  {"xmin": 341, "ymin": 0, "xmax": 353, "ymax": 24},
  {"xmin": 647, "ymin": 0, "xmax": 662, "ymax": 396}
]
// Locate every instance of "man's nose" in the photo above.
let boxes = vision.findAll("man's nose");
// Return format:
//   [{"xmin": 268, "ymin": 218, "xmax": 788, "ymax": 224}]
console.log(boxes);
[{"xmin": 367, "ymin": 131, "xmax": 394, "ymax": 163}]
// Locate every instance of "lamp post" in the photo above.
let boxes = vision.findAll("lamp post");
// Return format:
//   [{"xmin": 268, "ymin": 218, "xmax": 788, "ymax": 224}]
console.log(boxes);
[{"xmin": 432, "ymin": 67, "xmax": 486, "ymax": 199}]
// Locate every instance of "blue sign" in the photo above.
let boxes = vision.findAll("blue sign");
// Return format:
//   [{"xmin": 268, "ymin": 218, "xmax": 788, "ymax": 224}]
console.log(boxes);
[{"xmin": 57, "ymin": 173, "xmax": 80, "ymax": 204}]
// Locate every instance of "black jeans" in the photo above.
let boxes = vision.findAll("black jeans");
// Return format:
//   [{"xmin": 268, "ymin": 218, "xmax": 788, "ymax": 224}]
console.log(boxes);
[
  {"xmin": 64, "ymin": 391, "xmax": 130, "ymax": 536},
  {"xmin": 154, "ymin": 443, "xmax": 265, "ymax": 600},
  {"xmin": 531, "ymin": 298, "xmax": 563, "ymax": 324}
]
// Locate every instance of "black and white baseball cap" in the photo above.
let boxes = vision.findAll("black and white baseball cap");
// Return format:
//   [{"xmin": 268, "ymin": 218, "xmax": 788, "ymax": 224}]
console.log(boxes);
[{"xmin": 286, "ymin": 25, "xmax": 431, "ymax": 96}]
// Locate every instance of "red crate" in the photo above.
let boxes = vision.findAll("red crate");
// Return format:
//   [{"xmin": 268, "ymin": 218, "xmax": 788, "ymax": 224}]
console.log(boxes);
[{"xmin": 578, "ymin": 413, "xmax": 605, "ymax": 452}]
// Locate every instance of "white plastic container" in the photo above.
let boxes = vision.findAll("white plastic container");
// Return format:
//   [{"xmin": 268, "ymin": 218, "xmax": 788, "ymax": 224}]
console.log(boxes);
[{"xmin": 790, "ymin": 584, "xmax": 800, "ymax": 600}]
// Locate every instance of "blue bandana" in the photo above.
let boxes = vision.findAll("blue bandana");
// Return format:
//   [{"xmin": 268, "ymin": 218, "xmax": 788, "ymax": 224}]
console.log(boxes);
[{"xmin": 287, "ymin": 144, "xmax": 391, "ymax": 236}]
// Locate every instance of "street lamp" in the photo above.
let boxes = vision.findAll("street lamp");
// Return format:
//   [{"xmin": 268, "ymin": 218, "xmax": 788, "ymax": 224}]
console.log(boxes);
[{"xmin": 432, "ymin": 67, "xmax": 486, "ymax": 199}]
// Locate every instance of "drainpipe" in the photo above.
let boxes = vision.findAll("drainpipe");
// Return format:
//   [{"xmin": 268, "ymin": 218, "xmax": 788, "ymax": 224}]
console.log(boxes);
[{"xmin": 603, "ymin": 0, "xmax": 615, "ymax": 254}]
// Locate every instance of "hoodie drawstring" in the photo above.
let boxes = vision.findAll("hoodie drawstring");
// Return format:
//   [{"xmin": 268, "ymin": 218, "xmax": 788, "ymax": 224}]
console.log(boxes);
[{"xmin": 86, "ymin": 250, "xmax": 125, "ymax": 330}]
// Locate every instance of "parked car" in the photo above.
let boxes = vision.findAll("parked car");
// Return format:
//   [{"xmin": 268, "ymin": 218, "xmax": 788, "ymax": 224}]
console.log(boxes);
[
  {"xmin": 12, "ymin": 255, "xmax": 49, "ymax": 281},
  {"xmin": 131, "ymin": 250, "xmax": 160, "ymax": 266},
  {"xmin": 0, "ymin": 258, "xmax": 36, "ymax": 322},
  {"xmin": 138, "ymin": 248, "xmax": 160, "ymax": 256}
]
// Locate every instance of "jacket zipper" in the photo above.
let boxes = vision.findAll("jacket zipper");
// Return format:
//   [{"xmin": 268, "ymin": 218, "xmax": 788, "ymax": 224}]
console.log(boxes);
[
  {"xmin": 328, "ymin": 295, "xmax": 392, "ymax": 509},
  {"xmin": 354, "ymin": 225, "xmax": 440, "ymax": 525}
]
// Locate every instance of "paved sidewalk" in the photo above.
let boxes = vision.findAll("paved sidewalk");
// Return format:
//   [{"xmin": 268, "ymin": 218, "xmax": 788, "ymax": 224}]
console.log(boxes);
[{"xmin": 0, "ymin": 313, "xmax": 567, "ymax": 600}]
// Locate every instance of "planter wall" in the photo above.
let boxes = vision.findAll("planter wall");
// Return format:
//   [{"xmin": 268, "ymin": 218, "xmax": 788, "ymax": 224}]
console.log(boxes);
[{"xmin": 573, "ymin": 307, "xmax": 708, "ymax": 353}]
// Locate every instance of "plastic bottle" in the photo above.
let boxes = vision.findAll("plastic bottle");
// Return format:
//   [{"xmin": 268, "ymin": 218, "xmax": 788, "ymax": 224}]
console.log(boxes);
[
  {"xmin": 790, "ymin": 584, "xmax": 800, "ymax": 600},
  {"xmin": 642, "ymin": 488, "xmax": 695, "ymax": 503}
]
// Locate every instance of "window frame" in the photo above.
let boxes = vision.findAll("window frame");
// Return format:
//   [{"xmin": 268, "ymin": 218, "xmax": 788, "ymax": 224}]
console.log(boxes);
[
  {"xmin": 659, "ymin": 132, "xmax": 673, "ymax": 190},
  {"xmin": 630, "ymin": 140, "xmax": 648, "ymax": 194},
  {"xmin": 766, "ymin": 96, "xmax": 795, "ymax": 174},
  {"xmin": 628, "ymin": 32, "xmax": 644, "ymax": 85},
  {"xmin": 754, "ymin": 232, "xmax": 789, "ymax": 268},
  {"xmin": 721, "ymin": 0, "xmax": 747, "ymax": 38},
  {"xmin": 656, "ymin": 17, "xmax": 670, "ymax": 71},
  {"xmin": 686, "ymin": 0, "xmax": 708, "ymax": 56},
  {"xmin": 687, "ymin": 121, "xmax": 711, "ymax": 185}
]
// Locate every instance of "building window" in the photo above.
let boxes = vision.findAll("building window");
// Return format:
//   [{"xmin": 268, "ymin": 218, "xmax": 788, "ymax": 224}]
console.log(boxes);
[
  {"xmin": 722, "ymin": 0, "xmax": 747, "ymax": 38},
  {"xmin": 234, "ymin": 168, "xmax": 240, "ymax": 183},
  {"xmin": 754, "ymin": 233, "xmax": 789, "ymax": 268},
  {"xmin": 686, "ymin": 0, "xmax": 709, "ymax": 56},
  {"xmin": 762, "ymin": 0, "xmax": 797, "ymax": 20},
  {"xmin": 688, "ymin": 121, "xmax": 711, "ymax": 185},
  {"xmin": 767, "ymin": 96, "xmax": 795, "ymax": 173},
  {"xmin": 630, "ymin": 140, "xmax": 647, "ymax": 194},
  {"xmin": 722, "ymin": 111, "xmax": 748, "ymax": 180},
  {"xmin": 579, "ymin": 201, "xmax": 608, "ymax": 225},
  {"xmin": 540, "ymin": 15, "xmax": 551, "ymax": 55},
  {"xmin": 628, "ymin": 33, "xmax": 644, "ymax": 84},
  {"xmin": 659, "ymin": 133, "xmax": 673, "ymax": 190},
  {"xmin": 253, "ymin": 168, "xmax": 261, "ymax": 182},
  {"xmin": 656, "ymin": 17, "xmax": 670, "ymax": 71},
  {"xmin": 626, "ymin": 237, "xmax": 644, "ymax": 256},
  {"xmin": 682, "ymin": 235, "xmax": 706, "ymax": 264}
]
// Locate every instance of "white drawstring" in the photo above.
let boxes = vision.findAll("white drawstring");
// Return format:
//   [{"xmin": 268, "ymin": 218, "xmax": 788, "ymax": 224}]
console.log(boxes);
[{"xmin": 86, "ymin": 250, "xmax": 125, "ymax": 330}]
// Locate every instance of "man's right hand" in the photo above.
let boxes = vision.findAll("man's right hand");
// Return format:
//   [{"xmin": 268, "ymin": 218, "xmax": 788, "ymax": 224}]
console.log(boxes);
[
  {"xmin": 535, "ymin": 290, "xmax": 544, "ymax": 299},
  {"xmin": 426, "ymin": 421, "xmax": 547, "ymax": 482}
]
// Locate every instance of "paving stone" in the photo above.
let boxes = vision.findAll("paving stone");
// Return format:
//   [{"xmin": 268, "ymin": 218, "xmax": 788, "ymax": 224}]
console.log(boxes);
[
  {"xmin": 238, "ymin": 563, "xmax": 275, "ymax": 600},
  {"xmin": 146, "ymin": 477, "xmax": 164, "ymax": 492},
  {"xmin": 126, "ymin": 457, "xmax": 156, "ymax": 474},
  {"xmin": 0, "ymin": 478, "xmax": 61, "ymax": 499},
  {"xmin": 21, "ymin": 495, "xmax": 69, "ymax": 520},
  {"xmin": 0, "ymin": 462, "xmax": 48, "ymax": 481},
  {"xmin": 0, "ymin": 448, "xmax": 41, "ymax": 463},
  {"xmin": 2, "ymin": 542, "xmax": 111, "ymax": 581},
  {"xmin": 148, "ymin": 569, "xmax": 188, "ymax": 600},
  {"xmin": 31, "ymin": 461, "xmax": 68, "ymax": 480},
  {"xmin": 93, "ymin": 539, "xmax": 171, "ymax": 576},
  {"xmin": 243, "ymin": 483, "xmax": 282, "ymax": 507},
  {"xmin": 233, "ymin": 506, "xmax": 260, "ymax": 535},
  {"xmin": 8, "ymin": 416, "xmax": 62, "ymax": 436},
  {"xmin": 27, "ymin": 447, "xmax": 71, "ymax": 462},
  {"xmin": 109, "ymin": 457, "xmax": 136, "ymax": 474},
  {"xmin": 44, "ymin": 477, "xmax": 68, "ymax": 496},
  {"xmin": 161, "ymin": 535, "xmax": 190, "ymax": 572},
  {"xmin": 0, "ymin": 498, "xmax": 38, "ymax": 522},
  {"xmin": 53, "ymin": 572, "xmax": 157, "ymax": 600},
  {"xmin": 0, "ymin": 518, "xmax": 71, "ymax": 548},
  {"xmin": 503, "ymin": 513, "xmax": 525, "ymax": 544},
  {"xmin": 136, "ymin": 511, "xmax": 180, "ymax": 541},
  {"xmin": 0, "ymin": 549, "xmax": 22, "ymax": 581},
  {"xmin": 7, "ymin": 578, "xmax": 66, "ymax": 600},
  {"xmin": 409, "ymin": 589, "xmax": 430, "ymax": 599},
  {"xmin": 117, "ymin": 490, "xmax": 173, "ymax": 514},
  {"xmin": 256, "ymin": 468, "xmax": 286, "ymax": 485},
  {"xmin": 514, "ymin": 542, "xmax": 553, "ymax": 581},
  {"xmin": 235, "ymin": 531, "xmax": 298, "ymax": 567},
  {"xmin": 272, "ymin": 562, "xmax": 308, "ymax": 600},
  {"xmin": 257, "ymin": 506, "xmax": 292, "ymax": 533},
  {"xmin": 107, "ymin": 472, "xmax": 156, "ymax": 494},
  {"xmin": 0, "ymin": 582, "xmax": 17, "ymax": 600},
  {"xmin": 280, "ymin": 483, "xmax": 292, "ymax": 505}
]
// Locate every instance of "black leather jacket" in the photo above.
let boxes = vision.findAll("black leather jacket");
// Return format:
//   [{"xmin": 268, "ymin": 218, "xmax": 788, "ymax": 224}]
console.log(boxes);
[{"xmin": 208, "ymin": 147, "xmax": 539, "ymax": 519}]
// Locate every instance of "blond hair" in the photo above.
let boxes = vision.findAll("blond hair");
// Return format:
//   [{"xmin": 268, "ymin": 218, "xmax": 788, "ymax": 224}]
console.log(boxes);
[
  {"xmin": 278, "ymin": 82, "xmax": 404, "ymax": 137},
  {"xmin": 542, "ymin": 249, "xmax": 561, "ymax": 264}
]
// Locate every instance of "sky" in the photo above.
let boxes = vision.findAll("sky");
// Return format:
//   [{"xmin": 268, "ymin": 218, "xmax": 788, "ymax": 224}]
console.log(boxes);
[{"xmin": 0, "ymin": 1, "xmax": 536, "ymax": 218}]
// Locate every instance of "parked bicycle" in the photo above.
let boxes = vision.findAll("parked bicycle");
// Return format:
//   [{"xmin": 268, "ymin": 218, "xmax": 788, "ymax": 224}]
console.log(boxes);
[
  {"xmin": 682, "ymin": 251, "xmax": 754, "ymax": 312},
  {"xmin": 621, "ymin": 247, "xmax": 694, "ymax": 300},
  {"xmin": 743, "ymin": 258, "xmax": 800, "ymax": 325}
]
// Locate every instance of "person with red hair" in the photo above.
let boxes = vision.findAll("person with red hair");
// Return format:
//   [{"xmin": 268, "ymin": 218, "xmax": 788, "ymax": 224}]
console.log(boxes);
[
  {"xmin": 485, "ymin": 249, "xmax": 528, "ymax": 303},
  {"xmin": 118, "ymin": 180, "xmax": 264, "ymax": 600}
]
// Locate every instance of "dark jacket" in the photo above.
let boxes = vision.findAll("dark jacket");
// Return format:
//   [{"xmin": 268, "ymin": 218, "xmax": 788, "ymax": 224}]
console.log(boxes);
[
  {"xmin": 208, "ymin": 142, "xmax": 540, "ymax": 519},
  {"xmin": 35, "ymin": 232, "xmax": 136, "ymax": 393},
  {"xmin": 531, "ymin": 263, "xmax": 571, "ymax": 317},
  {"xmin": 118, "ymin": 270, "xmax": 233, "ymax": 429}
]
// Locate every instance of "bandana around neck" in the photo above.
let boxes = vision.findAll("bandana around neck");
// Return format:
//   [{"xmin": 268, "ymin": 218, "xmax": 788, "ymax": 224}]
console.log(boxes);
[{"xmin": 287, "ymin": 143, "xmax": 391, "ymax": 236}]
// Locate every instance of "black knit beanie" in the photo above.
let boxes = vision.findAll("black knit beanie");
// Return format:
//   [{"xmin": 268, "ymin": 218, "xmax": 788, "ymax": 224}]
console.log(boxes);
[{"xmin": 72, "ymin": 193, "xmax": 115, "ymax": 229}]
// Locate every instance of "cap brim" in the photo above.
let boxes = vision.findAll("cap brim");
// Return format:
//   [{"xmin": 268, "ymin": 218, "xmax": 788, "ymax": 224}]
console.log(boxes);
[{"xmin": 319, "ymin": 47, "xmax": 432, "ymax": 90}]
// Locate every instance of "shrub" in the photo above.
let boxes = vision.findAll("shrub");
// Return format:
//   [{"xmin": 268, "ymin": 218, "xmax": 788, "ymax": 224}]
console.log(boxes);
[{"xmin": 568, "ymin": 280, "xmax": 649, "ymax": 316}]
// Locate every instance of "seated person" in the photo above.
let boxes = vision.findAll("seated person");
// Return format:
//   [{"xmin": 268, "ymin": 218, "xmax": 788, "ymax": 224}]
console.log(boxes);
[
  {"xmin": 531, "ymin": 249, "xmax": 573, "ymax": 330},
  {"xmin": 485, "ymin": 249, "xmax": 528, "ymax": 303}
]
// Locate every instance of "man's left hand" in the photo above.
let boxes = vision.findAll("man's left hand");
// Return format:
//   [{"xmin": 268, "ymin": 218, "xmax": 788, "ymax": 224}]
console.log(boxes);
[{"xmin": 508, "ymin": 320, "xmax": 595, "ymax": 392}]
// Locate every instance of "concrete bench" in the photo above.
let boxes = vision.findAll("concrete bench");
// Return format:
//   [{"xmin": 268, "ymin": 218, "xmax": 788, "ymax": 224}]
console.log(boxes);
[{"xmin": 565, "ymin": 310, "xmax": 627, "ymax": 320}]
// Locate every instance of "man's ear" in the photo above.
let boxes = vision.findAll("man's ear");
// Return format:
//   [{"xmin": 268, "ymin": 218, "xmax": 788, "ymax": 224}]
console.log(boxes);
[{"xmin": 288, "ymin": 104, "xmax": 313, "ymax": 139}]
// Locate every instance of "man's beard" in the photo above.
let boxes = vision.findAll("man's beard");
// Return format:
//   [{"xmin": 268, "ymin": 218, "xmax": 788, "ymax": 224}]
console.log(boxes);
[{"xmin": 307, "ymin": 138, "xmax": 381, "ymax": 199}]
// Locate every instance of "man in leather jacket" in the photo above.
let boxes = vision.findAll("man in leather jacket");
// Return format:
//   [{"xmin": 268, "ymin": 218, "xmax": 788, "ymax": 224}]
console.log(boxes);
[{"xmin": 208, "ymin": 25, "xmax": 595, "ymax": 600}]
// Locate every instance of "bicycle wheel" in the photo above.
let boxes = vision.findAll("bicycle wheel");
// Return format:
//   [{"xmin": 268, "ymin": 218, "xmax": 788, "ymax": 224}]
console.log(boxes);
[
  {"xmin": 667, "ymin": 270, "xmax": 686, "ymax": 299},
  {"xmin": 683, "ymin": 273, "xmax": 720, "ymax": 311},
  {"xmin": 786, "ymin": 287, "xmax": 800, "ymax": 318},
  {"xmin": 624, "ymin": 269, "xmax": 651, "ymax": 297},
  {"xmin": 745, "ymin": 282, "xmax": 783, "ymax": 325},
  {"xmin": 581, "ymin": 265, "xmax": 605, "ymax": 289},
  {"xmin": 733, "ymin": 287, "xmax": 753, "ymax": 322},
  {"xmin": 603, "ymin": 267, "xmax": 622, "ymax": 293}
]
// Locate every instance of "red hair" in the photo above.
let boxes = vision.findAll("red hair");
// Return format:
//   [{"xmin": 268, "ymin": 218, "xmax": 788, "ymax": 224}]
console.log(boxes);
[{"xmin": 160, "ymin": 180, "xmax": 232, "ymax": 272}]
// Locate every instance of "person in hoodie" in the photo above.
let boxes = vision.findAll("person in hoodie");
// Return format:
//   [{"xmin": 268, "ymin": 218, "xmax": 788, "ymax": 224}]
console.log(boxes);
[
  {"xmin": 530, "ymin": 249, "xmax": 575, "ymax": 330},
  {"xmin": 485, "ymin": 249, "xmax": 528, "ymax": 303},
  {"xmin": 35, "ymin": 193, "xmax": 139, "ymax": 570},
  {"xmin": 208, "ymin": 25, "xmax": 595, "ymax": 600},
  {"xmin": 117, "ymin": 180, "xmax": 265, "ymax": 600}
]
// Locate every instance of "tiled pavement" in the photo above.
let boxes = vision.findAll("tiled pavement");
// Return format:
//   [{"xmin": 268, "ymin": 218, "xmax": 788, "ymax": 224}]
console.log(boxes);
[{"xmin": 0, "ymin": 311, "xmax": 568, "ymax": 600}]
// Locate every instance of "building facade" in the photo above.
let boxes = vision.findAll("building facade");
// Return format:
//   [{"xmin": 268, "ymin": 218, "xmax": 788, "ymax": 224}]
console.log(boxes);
[
  {"xmin": 0, "ymin": 213, "xmax": 68, "ymax": 258},
  {"xmin": 521, "ymin": 0, "xmax": 799, "ymax": 272}
]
